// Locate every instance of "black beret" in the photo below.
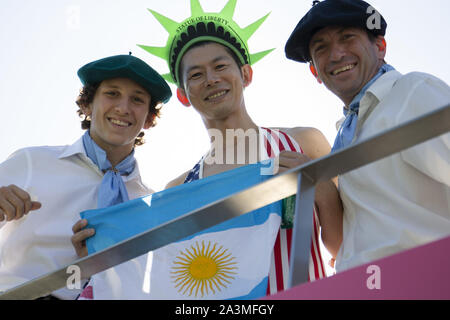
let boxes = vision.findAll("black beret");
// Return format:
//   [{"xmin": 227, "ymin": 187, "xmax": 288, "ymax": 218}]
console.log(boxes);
[
  {"xmin": 285, "ymin": 0, "xmax": 387, "ymax": 63},
  {"xmin": 78, "ymin": 55, "xmax": 172, "ymax": 104}
]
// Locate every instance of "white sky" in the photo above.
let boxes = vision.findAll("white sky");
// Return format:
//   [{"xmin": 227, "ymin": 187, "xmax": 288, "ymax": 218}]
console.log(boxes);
[
  {"xmin": 1, "ymin": 0, "xmax": 449, "ymax": 191},
  {"xmin": 1, "ymin": 0, "xmax": 449, "ymax": 279}
]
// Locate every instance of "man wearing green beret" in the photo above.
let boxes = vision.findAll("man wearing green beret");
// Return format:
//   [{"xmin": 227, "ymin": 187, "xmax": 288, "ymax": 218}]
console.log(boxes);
[
  {"xmin": 0, "ymin": 54, "xmax": 171, "ymax": 299},
  {"xmin": 285, "ymin": 0, "xmax": 450, "ymax": 272}
]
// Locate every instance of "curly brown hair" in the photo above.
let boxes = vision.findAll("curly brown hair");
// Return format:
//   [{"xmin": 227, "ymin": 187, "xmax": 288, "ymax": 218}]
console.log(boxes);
[{"xmin": 75, "ymin": 83, "xmax": 162, "ymax": 146}]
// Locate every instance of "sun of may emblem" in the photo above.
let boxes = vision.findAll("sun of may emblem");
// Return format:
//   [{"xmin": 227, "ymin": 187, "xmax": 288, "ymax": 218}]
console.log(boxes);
[{"xmin": 171, "ymin": 241, "xmax": 238, "ymax": 297}]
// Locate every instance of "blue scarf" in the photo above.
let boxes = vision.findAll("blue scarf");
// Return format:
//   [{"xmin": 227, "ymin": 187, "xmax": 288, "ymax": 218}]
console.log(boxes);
[
  {"xmin": 82, "ymin": 131, "xmax": 136, "ymax": 208},
  {"xmin": 331, "ymin": 64, "xmax": 395, "ymax": 152}
]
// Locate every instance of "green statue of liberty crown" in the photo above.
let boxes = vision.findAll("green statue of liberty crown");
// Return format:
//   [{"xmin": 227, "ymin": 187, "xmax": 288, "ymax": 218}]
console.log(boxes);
[{"xmin": 138, "ymin": 0, "xmax": 275, "ymax": 87}]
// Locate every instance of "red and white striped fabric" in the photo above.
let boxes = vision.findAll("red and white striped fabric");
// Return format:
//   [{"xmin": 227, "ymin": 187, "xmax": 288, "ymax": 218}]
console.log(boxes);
[
  {"xmin": 78, "ymin": 127, "xmax": 326, "ymax": 300},
  {"xmin": 260, "ymin": 127, "xmax": 326, "ymax": 295}
]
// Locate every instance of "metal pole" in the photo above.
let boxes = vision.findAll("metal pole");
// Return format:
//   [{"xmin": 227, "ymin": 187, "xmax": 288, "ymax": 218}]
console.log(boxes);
[
  {"xmin": 1, "ymin": 105, "xmax": 448, "ymax": 299},
  {"xmin": 288, "ymin": 172, "xmax": 316, "ymax": 287}
]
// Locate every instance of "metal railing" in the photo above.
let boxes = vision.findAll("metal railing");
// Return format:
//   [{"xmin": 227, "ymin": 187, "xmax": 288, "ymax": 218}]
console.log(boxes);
[{"xmin": 0, "ymin": 104, "xmax": 449, "ymax": 300}]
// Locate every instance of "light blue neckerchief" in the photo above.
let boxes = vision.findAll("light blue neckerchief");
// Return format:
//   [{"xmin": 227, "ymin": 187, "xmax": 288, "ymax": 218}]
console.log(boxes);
[
  {"xmin": 331, "ymin": 64, "xmax": 395, "ymax": 152},
  {"xmin": 82, "ymin": 131, "xmax": 136, "ymax": 208}
]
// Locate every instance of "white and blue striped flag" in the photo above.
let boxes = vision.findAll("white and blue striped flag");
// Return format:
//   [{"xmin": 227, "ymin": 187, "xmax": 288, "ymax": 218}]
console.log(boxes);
[{"xmin": 81, "ymin": 160, "xmax": 282, "ymax": 299}]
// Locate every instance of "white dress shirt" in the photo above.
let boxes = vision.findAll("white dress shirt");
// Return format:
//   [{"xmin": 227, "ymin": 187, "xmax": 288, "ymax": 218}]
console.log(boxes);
[
  {"xmin": 0, "ymin": 137, "xmax": 152, "ymax": 299},
  {"xmin": 335, "ymin": 70, "xmax": 450, "ymax": 272}
]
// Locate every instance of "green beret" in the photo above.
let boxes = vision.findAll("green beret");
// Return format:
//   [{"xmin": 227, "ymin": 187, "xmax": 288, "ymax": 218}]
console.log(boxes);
[{"xmin": 77, "ymin": 55, "xmax": 172, "ymax": 104}]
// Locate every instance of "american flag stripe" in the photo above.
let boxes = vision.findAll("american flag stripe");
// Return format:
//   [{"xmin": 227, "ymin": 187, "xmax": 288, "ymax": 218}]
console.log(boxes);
[
  {"xmin": 279, "ymin": 130, "xmax": 298, "ymax": 152},
  {"xmin": 310, "ymin": 233, "xmax": 320, "ymax": 279},
  {"xmin": 273, "ymin": 230, "xmax": 284, "ymax": 292},
  {"xmin": 263, "ymin": 135, "xmax": 275, "ymax": 158},
  {"xmin": 313, "ymin": 211, "xmax": 326, "ymax": 277},
  {"xmin": 80, "ymin": 127, "xmax": 325, "ymax": 299},
  {"xmin": 264, "ymin": 128, "xmax": 281, "ymax": 155}
]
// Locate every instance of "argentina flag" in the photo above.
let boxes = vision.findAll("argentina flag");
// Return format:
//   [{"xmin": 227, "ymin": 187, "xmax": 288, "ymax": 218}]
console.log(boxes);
[{"xmin": 81, "ymin": 160, "xmax": 282, "ymax": 300}]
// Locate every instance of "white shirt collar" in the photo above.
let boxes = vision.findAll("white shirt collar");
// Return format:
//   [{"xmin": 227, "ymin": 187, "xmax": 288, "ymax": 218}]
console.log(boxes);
[
  {"xmin": 56, "ymin": 135, "xmax": 142, "ymax": 182},
  {"xmin": 355, "ymin": 70, "xmax": 403, "ymax": 126},
  {"xmin": 336, "ymin": 70, "xmax": 403, "ymax": 131},
  {"xmin": 58, "ymin": 136, "xmax": 86, "ymax": 160},
  {"xmin": 366, "ymin": 69, "xmax": 403, "ymax": 102}
]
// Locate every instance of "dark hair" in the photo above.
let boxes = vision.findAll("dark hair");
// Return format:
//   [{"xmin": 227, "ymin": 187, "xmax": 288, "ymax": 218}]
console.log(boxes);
[
  {"xmin": 171, "ymin": 22, "xmax": 249, "ymax": 85},
  {"xmin": 366, "ymin": 30, "xmax": 387, "ymax": 64},
  {"xmin": 75, "ymin": 82, "xmax": 161, "ymax": 146},
  {"xmin": 178, "ymin": 40, "xmax": 244, "ymax": 89},
  {"xmin": 366, "ymin": 30, "xmax": 377, "ymax": 43}
]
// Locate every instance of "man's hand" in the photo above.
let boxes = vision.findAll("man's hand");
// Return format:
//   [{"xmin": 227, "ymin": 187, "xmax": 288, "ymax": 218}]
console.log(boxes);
[
  {"xmin": 277, "ymin": 150, "xmax": 312, "ymax": 173},
  {"xmin": 0, "ymin": 185, "xmax": 42, "ymax": 222},
  {"xmin": 71, "ymin": 219, "xmax": 95, "ymax": 258},
  {"xmin": 277, "ymin": 150, "xmax": 343, "ymax": 257}
]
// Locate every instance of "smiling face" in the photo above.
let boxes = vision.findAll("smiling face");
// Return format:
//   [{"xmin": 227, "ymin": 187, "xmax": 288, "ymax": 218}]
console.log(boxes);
[
  {"xmin": 309, "ymin": 26, "xmax": 386, "ymax": 106},
  {"xmin": 178, "ymin": 42, "xmax": 252, "ymax": 122},
  {"xmin": 82, "ymin": 77, "xmax": 153, "ymax": 156}
]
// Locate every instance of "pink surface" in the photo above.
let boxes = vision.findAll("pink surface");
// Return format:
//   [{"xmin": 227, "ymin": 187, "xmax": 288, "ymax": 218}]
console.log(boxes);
[{"xmin": 263, "ymin": 236, "xmax": 450, "ymax": 300}]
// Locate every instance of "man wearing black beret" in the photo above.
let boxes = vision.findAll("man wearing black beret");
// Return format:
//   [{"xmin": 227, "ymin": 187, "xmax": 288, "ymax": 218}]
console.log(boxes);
[
  {"xmin": 0, "ymin": 55, "xmax": 172, "ymax": 299},
  {"xmin": 285, "ymin": 0, "xmax": 450, "ymax": 272}
]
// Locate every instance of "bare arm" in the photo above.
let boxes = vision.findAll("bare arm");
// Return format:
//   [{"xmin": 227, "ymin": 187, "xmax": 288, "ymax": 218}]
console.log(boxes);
[{"xmin": 164, "ymin": 171, "xmax": 190, "ymax": 190}]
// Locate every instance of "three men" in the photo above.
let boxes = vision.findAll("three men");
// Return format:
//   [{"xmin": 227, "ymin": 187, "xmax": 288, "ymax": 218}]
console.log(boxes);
[{"xmin": 5, "ymin": 0, "xmax": 447, "ymax": 300}]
